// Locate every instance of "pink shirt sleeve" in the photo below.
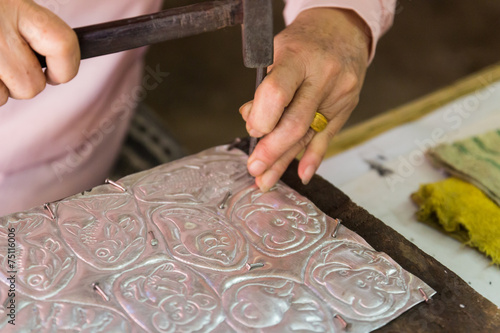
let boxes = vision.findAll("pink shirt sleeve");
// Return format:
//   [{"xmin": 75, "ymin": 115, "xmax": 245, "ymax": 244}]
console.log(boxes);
[{"xmin": 283, "ymin": 0, "xmax": 396, "ymax": 62}]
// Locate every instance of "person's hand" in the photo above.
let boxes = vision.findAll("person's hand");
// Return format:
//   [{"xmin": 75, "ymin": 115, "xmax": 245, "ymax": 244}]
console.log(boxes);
[
  {"xmin": 0, "ymin": 0, "xmax": 80, "ymax": 106},
  {"xmin": 239, "ymin": 8, "xmax": 371, "ymax": 191}
]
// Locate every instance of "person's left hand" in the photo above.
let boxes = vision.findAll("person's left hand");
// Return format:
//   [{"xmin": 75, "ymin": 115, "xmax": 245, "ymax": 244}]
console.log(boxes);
[{"xmin": 239, "ymin": 8, "xmax": 371, "ymax": 191}]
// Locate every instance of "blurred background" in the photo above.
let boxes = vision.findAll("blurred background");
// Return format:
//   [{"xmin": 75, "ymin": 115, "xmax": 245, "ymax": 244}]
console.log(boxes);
[{"xmin": 142, "ymin": 0, "xmax": 500, "ymax": 155}]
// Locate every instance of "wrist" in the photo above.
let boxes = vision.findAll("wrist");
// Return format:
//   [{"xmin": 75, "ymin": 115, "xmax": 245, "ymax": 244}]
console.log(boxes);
[{"xmin": 292, "ymin": 7, "xmax": 371, "ymax": 63}]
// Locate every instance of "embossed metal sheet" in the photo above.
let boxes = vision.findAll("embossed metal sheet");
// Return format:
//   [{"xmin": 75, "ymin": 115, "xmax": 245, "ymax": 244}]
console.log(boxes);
[{"xmin": 0, "ymin": 146, "xmax": 435, "ymax": 332}]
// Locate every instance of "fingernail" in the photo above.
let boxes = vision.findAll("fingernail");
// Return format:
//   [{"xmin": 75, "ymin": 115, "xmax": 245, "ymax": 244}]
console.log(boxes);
[
  {"xmin": 302, "ymin": 165, "xmax": 316, "ymax": 185},
  {"xmin": 260, "ymin": 170, "xmax": 280, "ymax": 192},
  {"xmin": 239, "ymin": 101, "xmax": 252, "ymax": 116},
  {"xmin": 248, "ymin": 129, "xmax": 264, "ymax": 138},
  {"xmin": 248, "ymin": 160, "xmax": 267, "ymax": 177}
]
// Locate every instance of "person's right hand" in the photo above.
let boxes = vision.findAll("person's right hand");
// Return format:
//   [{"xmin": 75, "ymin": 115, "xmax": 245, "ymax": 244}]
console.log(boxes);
[{"xmin": 0, "ymin": 0, "xmax": 80, "ymax": 106}]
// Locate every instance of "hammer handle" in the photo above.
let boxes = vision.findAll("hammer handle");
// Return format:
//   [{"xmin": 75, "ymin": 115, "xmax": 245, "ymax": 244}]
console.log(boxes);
[{"xmin": 36, "ymin": 0, "xmax": 243, "ymax": 68}]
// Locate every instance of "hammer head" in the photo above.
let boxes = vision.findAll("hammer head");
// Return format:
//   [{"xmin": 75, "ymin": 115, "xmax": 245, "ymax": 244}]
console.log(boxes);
[{"xmin": 242, "ymin": 0, "xmax": 274, "ymax": 68}]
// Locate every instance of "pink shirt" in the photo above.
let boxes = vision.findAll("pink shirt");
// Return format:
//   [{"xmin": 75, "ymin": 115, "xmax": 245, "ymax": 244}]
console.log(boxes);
[{"xmin": 0, "ymin": 1, "xmax": 395, "ymax": 216}]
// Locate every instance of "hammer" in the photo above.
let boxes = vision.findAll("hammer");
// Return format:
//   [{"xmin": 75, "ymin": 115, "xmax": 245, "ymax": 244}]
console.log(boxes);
[{"xmin": 36, "ymin": 0, "xmax": 274, "ymax": 154}]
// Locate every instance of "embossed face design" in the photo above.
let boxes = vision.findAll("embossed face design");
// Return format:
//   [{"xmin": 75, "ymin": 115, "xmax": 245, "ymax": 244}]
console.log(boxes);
[
  {"xmin": 229, "ymin": 280, "xmax": 294, "ymax": 328},
  {"xmin": 242, "ymin": 208, "xmax": 321, "ymax": 248},
  {"xmin": 134, "ymin": 158, "xmax": 247, "ymax": 204},
  {"xmin": 57, "ymin": 195, "xmax": 146, "ymax": 270},
  {"xmin": 151, "ymin": 208, "xmax": 247, "ymax": 271},
  {"xmin": 0, "ymin": 214, "xmax": 75, "ymax": 297},
  {"xmin": 195, "ymin": 228, "xmax": 233, "ymax": 262},
  {"xmin": 153, "ymin": 293, "xmax": 217, "ymax": 330},
  {"xmin": 310, "ymin": 243, "xmax": 408, "ymax": 318},
  {"xmin": 233, "ymin": 184, "xmax": 326, "ymax": 256},
  {"xmin": 223, "ymin": 278, "xmax": 333, "ymax": 332},
  {"xmin": 117, "ymin": 262, "xmax": 222, "ymax": 333}
]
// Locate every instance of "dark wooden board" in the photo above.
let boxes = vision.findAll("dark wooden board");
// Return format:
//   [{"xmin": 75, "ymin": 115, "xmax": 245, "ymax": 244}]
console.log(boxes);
[{"xmin": 235, "ymin": 138, "xmax": 500, "ymax": 332}]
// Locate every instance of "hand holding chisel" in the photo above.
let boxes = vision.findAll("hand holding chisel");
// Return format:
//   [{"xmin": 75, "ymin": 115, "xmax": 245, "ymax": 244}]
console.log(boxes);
[{"xmin": 241, "ymin": 8, "xmax": 371, "ymax": 192}]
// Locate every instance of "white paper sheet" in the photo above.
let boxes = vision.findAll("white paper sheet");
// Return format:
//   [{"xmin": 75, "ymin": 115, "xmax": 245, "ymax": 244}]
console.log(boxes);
[{"xmin": 318, "ymin": 79, "xmax": 500, "ymax": 307}]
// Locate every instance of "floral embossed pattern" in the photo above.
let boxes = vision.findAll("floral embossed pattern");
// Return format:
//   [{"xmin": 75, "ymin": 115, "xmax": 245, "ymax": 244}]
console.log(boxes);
[{"xmin": 0, "ymin": 146, "xmax": 434, "ymax": 332}]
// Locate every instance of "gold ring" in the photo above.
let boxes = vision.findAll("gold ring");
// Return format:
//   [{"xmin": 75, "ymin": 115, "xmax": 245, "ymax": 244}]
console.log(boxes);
[{"xmin": 310, "ymin": 112, "xmax": 328, "ymax": 133}]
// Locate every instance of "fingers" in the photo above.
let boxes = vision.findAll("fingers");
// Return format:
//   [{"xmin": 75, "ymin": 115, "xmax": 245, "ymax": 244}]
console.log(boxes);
[
  {"xmin": 0, "ymin": 37, "xmax": 46, "ymax": 99},
  {"xmin": 253, "ymin": 105, "xmax": 351, "ymax": 192},
  {"xmin": 255, "ymin": 130, "xmax": 315, "ymax": 192},
  {"xmin": 297, "ymin": 133, "xmax": 328, "ymax": 186},
  {"xmin": 0, "ymin": 1, "xmax": 80, "ymax": 104},
  {"xmin": 247, "ymin": 78, "xmax": 322, "ymax": 178},
  {"xmin": 19, "ymin": 3, "xmax": 80, "ymax": 85},
  {"xmin": 298, "ymin": 107, "xmax": 352, "ymax": 185},
  {"xmin": 245, "ymin": 53, "xmax": 305, "ymax": 138}
]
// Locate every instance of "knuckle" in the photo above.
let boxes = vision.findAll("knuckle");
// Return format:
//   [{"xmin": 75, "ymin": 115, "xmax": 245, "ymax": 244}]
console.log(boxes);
[
  {"xmin": 340, "ymin": 72, "xmax": 360, "ymax": 95},
  {"xmin": 323, "ymin": 60, "xmax": 342, "ymax": 77},
  {"xmin": 17, "ymin": 77, "xmax": 46, "ymax": 99},
  {"xmin": 257, "ymin": 142, "xmax": 278, "ymax": 164},
  {"xmin": 52, "ymin": 29, "xmax": 78, "ymax": 58},
  {"xmin": 252, "ymin": 80, "xmax": 294, "ymax": 135},
  {"xmin": 299, "ymin": 130, "xmax": 315, "ymax": 147},
  {"xmin": 325, "ymin": 127, "xmax": 337, "ymax": 139},
  {"xmin": 287, "ymin": 114, "xmax": 311, "ymax": 137},
  {"xmin": 277, "ymin": 40, "xmax": 302, "ymax": 56},
  {"xmin": 274, "ymin": 88, "xmax": 289, "ymax": 109},
  {"xmin": 288, "ymin": 123, "xmax": 308, "ymax": 141},
  {"xmin": 262, "ymin": 78, "xmax": 290, "ymax": 109}
]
